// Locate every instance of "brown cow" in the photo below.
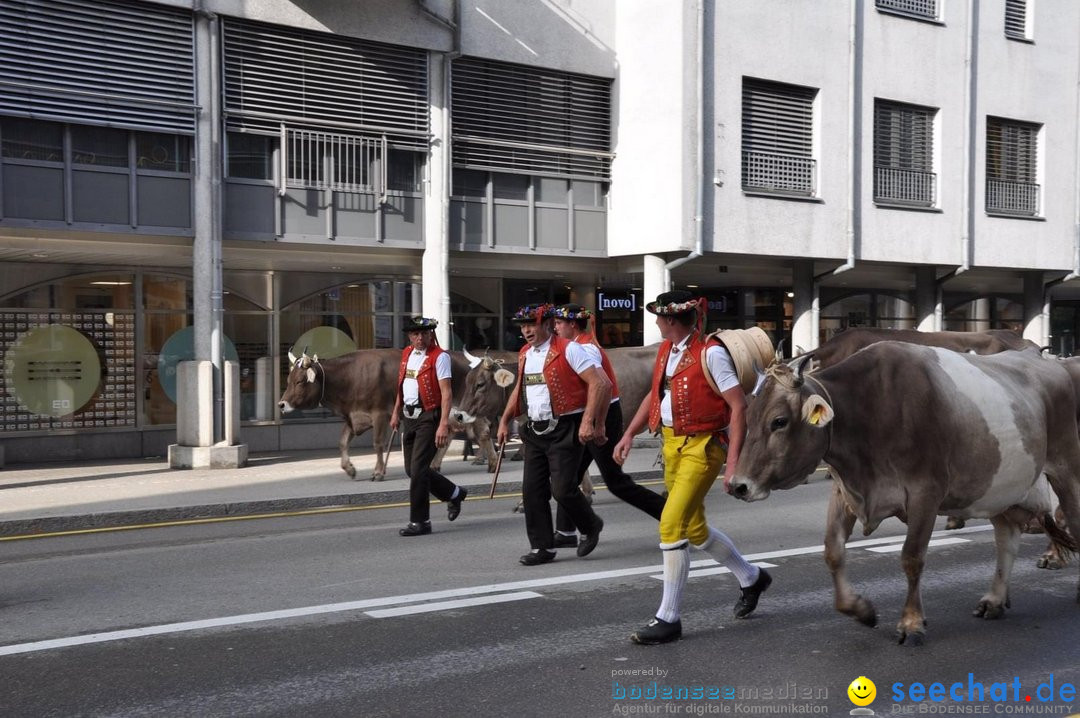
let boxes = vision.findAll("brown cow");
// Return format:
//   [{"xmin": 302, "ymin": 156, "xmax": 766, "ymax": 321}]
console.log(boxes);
[
  {"xmin": 729, "ymin": 344, "xmax": 1080, "ymax": 644},
  {"xmin": 806, "ymin": 328, "xmax": 1037, "ymax": 371},
  {"xmin": 278, "ymin": 349, "xmax": 497, "ymax": 480}
]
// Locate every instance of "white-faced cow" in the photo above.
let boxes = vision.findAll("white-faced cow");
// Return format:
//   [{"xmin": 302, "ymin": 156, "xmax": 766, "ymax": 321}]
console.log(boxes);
[
  {"xmin": 729, "ymin": 343, "xmax": 1080, "ymax": 645},
  {"xmin": 278, "ymin": 349, "xmax": 497, "ymax": 481}
]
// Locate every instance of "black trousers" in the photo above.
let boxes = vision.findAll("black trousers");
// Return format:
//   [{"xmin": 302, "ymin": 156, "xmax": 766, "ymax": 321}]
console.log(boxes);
[
  {"xmin": 556, "ymin": 399, "xmax": 666, "ymax": 534},
  {"xmin": 402, "ymin": 408, "xmax": 458, "ymax": 523},
  {"xmin": 521, "ymin": 412, "xmax": 601, "ymax": 550}
]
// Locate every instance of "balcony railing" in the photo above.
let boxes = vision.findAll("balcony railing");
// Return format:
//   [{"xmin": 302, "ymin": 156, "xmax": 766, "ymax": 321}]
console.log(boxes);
[
  {"xmin": 986, "ymin": 179, "xmax": 1040, "ymax": 217},
  {"xmin": 742, "ymin": 151, "xmax": 816, "ymax": 197},
  {"xmin": 874, "ymin": 166, "xmax": 936, "ymax": 207}
]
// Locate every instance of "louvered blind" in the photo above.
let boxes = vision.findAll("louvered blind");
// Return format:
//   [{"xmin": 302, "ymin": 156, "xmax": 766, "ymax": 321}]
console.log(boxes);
[
  {"xmin": 223, "ymin": 19, "xmax": 429, "ymax": 149},
  {"xmin": 0, "ymin": 0, "xmax": 195, "ymax": 133},
  {"xmin": 742, "ymin": 79, "xmax": 815, "ymax": 157},
  {"xmin": 876, "ymin": 0, "xmax": 938, "ymax": 20},
  {"xmin": 874, "ymin": 101, "xmax": 933, "ymax": 171},
  {"xmin": 1005, "ymin": 0, "xmax": 1027, "ymax": 39},
  {"xmin": 451, "ymin": 56, "xmax": 612, "ymax": 180},
  {"xmin": 986, "ymin": 116, "xmax": 1040, "ymax": 216}
]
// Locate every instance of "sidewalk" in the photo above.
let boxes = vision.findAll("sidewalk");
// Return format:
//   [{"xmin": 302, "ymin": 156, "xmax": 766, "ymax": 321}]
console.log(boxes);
[{"xmin": 0, "ymin": 439, "xmax": 666, "ymax": 537}]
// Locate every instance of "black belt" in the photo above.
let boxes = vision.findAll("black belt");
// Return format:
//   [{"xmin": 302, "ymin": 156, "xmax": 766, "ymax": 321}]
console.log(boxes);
[
  {"xmin": 528, "ymin": 417, "xmax": 559, "ymax": 435},
  {"xmin": 403, "ymin": 404, "xmax": 423, "ymax": 419}
]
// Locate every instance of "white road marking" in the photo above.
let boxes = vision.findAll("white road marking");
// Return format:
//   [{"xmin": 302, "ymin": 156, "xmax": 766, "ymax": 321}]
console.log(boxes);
[
  {"xmin": 864, "ymin": 537, "xmax": 970, "ymax": 553},
  {"xmin": 0, "ymin": 523, "xmax": 995, "ymax": 657},
  {"xmin": 649, "ymin": 561, "xmax": 777, "ymax": 581},
  {"xmin": 365, "ymin": 591, "xmax": 542, "ymax": 618}
]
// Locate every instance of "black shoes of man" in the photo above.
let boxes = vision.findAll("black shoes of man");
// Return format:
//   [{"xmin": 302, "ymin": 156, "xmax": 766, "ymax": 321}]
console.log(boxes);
[
  {"xmin": 447, "ymin": 487, "xmax": 468, "ymax": 521},
  {"xmin": 631, "ymin": 617, "xmax": 682, "ymax": 645},
  {"xmin": 553, "ymin": 533, "xmax": 578, "ymax": 548},
  {"xmin": 577, "ymin": 516, "xmax": 603, "ymax": 557},
  {"xmin": 399, "ymin": 521, "xmax": 432, "ymax": 537},
  {"xmin": 733, "ymin": 568, "xmax": 772, "ymax": 618},
  {"xmin": 519, "ymin": 549, "xmax": 557, "ymax": 566}
]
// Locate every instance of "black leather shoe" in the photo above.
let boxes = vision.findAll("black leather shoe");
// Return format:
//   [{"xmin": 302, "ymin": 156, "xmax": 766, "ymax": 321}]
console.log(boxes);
[
  {"xmin": 631, "ymin": 617, "xmax": 682, "ymax": 645},
  {"xmin": 734, "ymin": 568, "xmax": 772, "ymax": 618},
  {"xmin": 577, "ymin": 516, "xmax": 604, "ymax": 557},
  {"xmin": 519, "ymin": 549, "xmax": 556, "ymax": 566},
  {"xmin": 447, "ymin": 487, "xmax": 468, "ymax": 522},
  {"xmin": 553, "ymin": 533, "xmax": 578, "ymax": 548},
  {"xmin": 399, "ymin": 521, "xmax": 432, "ymax": 537}
]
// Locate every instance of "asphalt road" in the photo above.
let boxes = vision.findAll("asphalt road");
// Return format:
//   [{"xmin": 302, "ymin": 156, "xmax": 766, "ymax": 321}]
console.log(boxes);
[{"xmin": 1, "ymin": 480, "xmax": 1078, "ymax": 718}]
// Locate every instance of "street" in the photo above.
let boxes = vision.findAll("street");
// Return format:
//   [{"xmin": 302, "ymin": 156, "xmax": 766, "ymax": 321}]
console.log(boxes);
[{"xmin": 1, "ymin": 479, "xmax": 1078, "ymax": 718}]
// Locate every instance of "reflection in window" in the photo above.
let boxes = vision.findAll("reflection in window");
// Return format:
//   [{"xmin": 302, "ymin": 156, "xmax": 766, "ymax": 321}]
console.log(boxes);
[
  {"xmin": 0, "ymin": 274, "xmax": 135, "ymax": 309},
  {"xmin": 227, "ymin": 132, "xmax": 276, "ymax": 180},
  {"xmin": 388, "ymin": 149, "xmax": 423, "ymax": 192},
  {"xmin": 452, "ymin": 168, "xmax": 487, "ymax": 198},
  {"xmin": 136, "ymin": 132, "xmax": 191, "ymax": 172},
  {"xmin": 71, "ymin": 125, "xmax": 128, "ymax": 167},
  {"xmin": 1, "ymin": 117, "xmax": 63, "ymax": 162}
]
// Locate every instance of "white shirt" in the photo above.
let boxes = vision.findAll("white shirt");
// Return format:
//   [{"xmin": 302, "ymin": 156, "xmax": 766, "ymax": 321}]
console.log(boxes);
[
  {"xmin": 522, "ymin": 337, "xmax": 598, "ymax": 421},
  {"xmin": 401, "ymin": 349, "xmax": 452, "ymax": 406},
  {"xmin": 576, "ymin": 340, "xmax": 619, "ymax": 405},
  {"xmin": 660, "ymin": 336, "xmax": 740, "ymax": 427}
]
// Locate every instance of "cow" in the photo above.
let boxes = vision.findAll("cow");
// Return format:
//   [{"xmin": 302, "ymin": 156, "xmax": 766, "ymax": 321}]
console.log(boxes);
[
  {"xmin": 806, "ymin": 328, "xmax": 1037, "ymax": 371},
  {"xmin": 728, "ymin": 343, "xmax": 1080, "ymax": 645},
  {"xmin": 278, "ymin": 349, "xmax": 498, "ymax": 481}
]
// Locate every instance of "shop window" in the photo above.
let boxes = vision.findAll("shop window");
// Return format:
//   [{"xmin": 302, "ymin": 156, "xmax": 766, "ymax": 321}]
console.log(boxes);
[
  {"xmin": 944, "ymin": 297, "xmax": 1022, "ymax": 333},
  {"xmin": 0, "ymin": 117, "xmax": 63, "ymax": 162}
]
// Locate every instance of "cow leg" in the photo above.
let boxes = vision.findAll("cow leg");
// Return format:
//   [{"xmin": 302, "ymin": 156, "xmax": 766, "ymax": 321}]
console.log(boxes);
[
  {"xmin": 895, "ymin": 502, "xmax": 937, "ymax": 645},
  {"xmin": 338, "ymin": 421, "xmax": 358, "ymax": 479},
  {"xmin": 824, "ymin": 483, "xmax": 877, "ymax": 628},
  {"xmin": 973, "ymin": 513, "xmax": 1021, "ymax": 619},
  {"xmin": 1038, "ymin": 507, "xmax": 1070, "ymax": 570},
  {"xmin": 1044, "ymin": 471, "xmax": 1080, "ymax": 604},
  {"xmin": 370, "ymin": 412, "xmax": 389, "ymax": 481},
  {"xmin": 432, "ymin": 440, "xmax": 450, "ymax": 473}
]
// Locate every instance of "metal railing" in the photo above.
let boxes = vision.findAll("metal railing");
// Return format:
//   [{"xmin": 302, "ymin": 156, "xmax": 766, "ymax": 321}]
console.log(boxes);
[
  {"xmin": 874, "ymin": 166, "xmax": 936, "ymax": 207},
  {"xmin": 280, "ymin": 126, "xmax": 386, "ymax": 196},
  {"xmin": 742, "ymin": 151, "xmax": 816, "ymax": 196},
  {"xmin": 986, "ymin": 179, "xmax": 1040, "ymax": 216}
]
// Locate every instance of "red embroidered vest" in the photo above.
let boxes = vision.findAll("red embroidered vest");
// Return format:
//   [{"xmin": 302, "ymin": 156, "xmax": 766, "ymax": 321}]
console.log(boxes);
[
  {"xmin": 576, "ymin": 332, "xmax": 620, "ymax": 401},
  {"xmin": 398, "ymin": 345, "xmax": 445, "ymax": 411},
  {"xmin": 647, "ymin": 332, "xmax": 732, "ymax": 436},
  {"xmin": 517, "ymin": 335, "xmax": 589, "ymax": 417}
]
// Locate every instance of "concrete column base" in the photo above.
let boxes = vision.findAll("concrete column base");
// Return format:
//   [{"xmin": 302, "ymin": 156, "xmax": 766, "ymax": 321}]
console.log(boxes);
[{"xmin": 168, "ymin": 442, "xmax": 249, "ymax": 469}]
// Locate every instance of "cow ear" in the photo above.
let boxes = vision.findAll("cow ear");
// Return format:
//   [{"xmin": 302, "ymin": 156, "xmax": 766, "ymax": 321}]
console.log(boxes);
[
  {"xmin": 494, "ymin": 368, "xmax": 515, "ymax": 388},
  {"xmin": 801, "ymin": 394, "xmax": 834, "ymax": 427},
  {"xmin": 306, "ymin": 367, "xmax": 317, "ymax": 383},
  {"xmin": 311, "ymin": 353, "xmax": 319, "ymax": 363}
]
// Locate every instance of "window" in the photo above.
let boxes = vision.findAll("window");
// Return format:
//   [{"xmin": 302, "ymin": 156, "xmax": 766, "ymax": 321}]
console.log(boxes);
[
  {"xmin": 741, "ymin": 78, "xmax": 817, "ymax": 197},
  {"xmin": 227, "ymin": 133, "xmax": 276, "ymax": 180},
  {"xmin": 986, "ymin": 117, "xmax": 1040, "ymax": 217},
  {"xmin": 136, "ymin": 133, "xmax": 191, "ymax": 173},
  {"xmin": 0, "ymin": 117, "xmax": 63, "ymax": 162},
  {"xmin": 71, "ymin": 126, "xmax": 128, "ymax": 168},
  {"xmin": 1005, "ymin": 0, "xmax": 1030, "ymax": 40},
  {"xmin": 873, "ymin": 100, "xmax": 937, "ymax": 207},
  {"xmin": 876, "ymin": 0, "xmax": 938, "ymax": 21}
]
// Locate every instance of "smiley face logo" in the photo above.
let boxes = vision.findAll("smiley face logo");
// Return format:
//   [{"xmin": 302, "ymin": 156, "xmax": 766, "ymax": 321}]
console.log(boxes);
[{"xmin": 847, "ymin": 676, "xmax": 876, "ymax": 706}]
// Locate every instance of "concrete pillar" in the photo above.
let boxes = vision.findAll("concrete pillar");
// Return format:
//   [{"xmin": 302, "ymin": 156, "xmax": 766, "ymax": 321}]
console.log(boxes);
[
  {"xmin": 971, "ymin": 298, "xmax": 991, "ymax": 332},
  {"xmin": 1023, "ymin": 271, "xmax": 1046, "ymax": 345},
  {"xmin": 791, "ymin": 260, "xmax": 815, "ymax": 355},
  {"xmin": 643, "ymin": 255, "xmax": 667, "ymax": 345},
  {"xmin": 254, "ymin": 356, "xmax": 274, "ymax": 421},
  {"xmin": 915, "ymin": 266, "xmax": 938, "ymax": 332},
  {"xmin": 422, "ymin": 53, "xmax": 451, "ymax": 347},
  {"xmin": 169, "ymin": 361, "xmax": 248, "ymax": 468}
]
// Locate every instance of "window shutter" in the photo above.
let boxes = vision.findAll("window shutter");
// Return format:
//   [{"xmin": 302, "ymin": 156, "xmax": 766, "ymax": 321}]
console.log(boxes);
[
  {"xmin": 986, "ymin": 117, "xmax": 1040, "ymax": 216},
  {"xmin": 0, "ymin": 0, "xmax": 195, "ymax": 133},
  {"xmin": 1005, "ymin": 0, "xmax": 1027, "ymax": 39},
  {"xmin": 873, "ymin": 100, "xmax": 936, "ymax": 206},
  {"xmin": 223, "ymin": 19, "xmax": 429, "ymax": 149},
  {"xmin": 741, "ymin": 78, "xmax": 816, "ymax": 195},
  {"xmin": 876, "ymin": 0, "xmax": 938, "ymax": 20},
  {"xmin": 451, "ymin": 56, "xmax": 612, "ymax": 180}
]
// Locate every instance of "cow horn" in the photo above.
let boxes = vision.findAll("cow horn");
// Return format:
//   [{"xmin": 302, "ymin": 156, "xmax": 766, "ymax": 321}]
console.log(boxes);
[
  {"xmin": 463, "ymin": 347, "xmax": 483, "ymax": 369},
  {"xmin": 790, "ymin": 354, "xmax": 814, "ymax": 386},
  {"xmin": 288, "ymin": 350, "xmax": 297, "ymax": 364}
]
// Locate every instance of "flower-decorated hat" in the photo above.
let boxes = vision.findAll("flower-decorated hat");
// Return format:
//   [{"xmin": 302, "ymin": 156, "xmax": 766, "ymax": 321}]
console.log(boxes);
[
  {"xmin": 510, "ymin": 303, "xmax": 554, "ymax": 324},
  {"xmin": 551, "ymin": 303, "xmax": 592, "ymax": 321},
  {"xmin": 402, "ymin": 316, "xmax": 439, "ymax": 332},
  {"xmin": 645, "ymin": 290, "xmax": 702, "ymax": 316}
]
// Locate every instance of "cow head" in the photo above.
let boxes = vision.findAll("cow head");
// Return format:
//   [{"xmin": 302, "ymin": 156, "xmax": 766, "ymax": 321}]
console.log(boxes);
[
  {"xmin": 453, "ymin": 348, "xmax": 514, "ymax": 423},
  {"xmin": 729, "ymin": 355, "xmax": 833, "ymax": 502},
  {"xmin": 278, "ymin": 352, "xmax": 324, "ymax": 412}
]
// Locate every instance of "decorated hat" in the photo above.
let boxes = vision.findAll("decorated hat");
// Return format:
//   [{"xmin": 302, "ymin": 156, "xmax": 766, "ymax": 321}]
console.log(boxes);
[
  {"xmin": 551, "ymin": 303, "xmax": 592, "ymax": 321},
  {"xmin": 713, "ymin": 326, "xmax": 775, "ymax": 393},
  {"xmin": 646, "ymin": 290, "xmax": 701, "ymax": 316},
  {"xmin": 402, "ymin": 316, "xmax": 439, "ymax": 332},
  {"xmin": 510, "ymin": 303, "xmax": 553, "ymax": 324}
]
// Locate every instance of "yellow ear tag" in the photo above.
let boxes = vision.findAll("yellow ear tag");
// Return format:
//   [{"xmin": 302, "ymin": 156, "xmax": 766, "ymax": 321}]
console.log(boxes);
[{"xmin": 808, "ymin": 405, "xmax": 825, "ymax": 425}]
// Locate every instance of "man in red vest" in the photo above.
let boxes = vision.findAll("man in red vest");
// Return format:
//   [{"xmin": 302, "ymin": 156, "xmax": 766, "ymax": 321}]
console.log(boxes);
[
  {"xmin": 496, "ymin": 304, "xmax": 611, "ymax": 565},
  {"xmin": 550, "ymin": 303, "xmax": 666, "ymax": 549},
  {"xmin": 613, "ymin": 290, "xmax": 773, "ymax": 644},
  {"xmin": 391, "ymin": 316, "xmax": 467, "ymax": 536}
]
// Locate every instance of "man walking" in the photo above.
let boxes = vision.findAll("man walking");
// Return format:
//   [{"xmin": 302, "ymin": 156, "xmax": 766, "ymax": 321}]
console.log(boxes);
[
  {"xmin": 497, "ymin": 304, "xmax": 611, "ymax": 565},
  {"xmin": 391, "ymin": 316, "xmax": 467, "ymax": 536},
  {"xmin": 613, "ymin": 291, "xmax": 774, "ymax": 644}
]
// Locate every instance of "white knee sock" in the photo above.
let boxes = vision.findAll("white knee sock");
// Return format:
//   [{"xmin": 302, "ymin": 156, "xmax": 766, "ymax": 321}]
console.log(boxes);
[
  {"xmin": 656, "ymin": 540, "xmax": 690, "ymax": 623},
  {"xmin": 694, "ymin": 526, "xmax": 759, "ymax": 588}
]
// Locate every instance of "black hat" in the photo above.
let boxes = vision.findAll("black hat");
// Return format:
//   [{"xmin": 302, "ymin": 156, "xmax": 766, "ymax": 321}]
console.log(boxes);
[
  {"xmin": 551, "ymin": 303, "xmax": 592, "ymax": 321},
  {"xmin": 645, "ymin": 290, "xmax": 701, "ymax": 316},
  {"xmin": 403, "ymin": 316, "xmax": 438, "ymax": 332},
  {"xmin": 510, "ymin": 304, "xmax": 553, "ymax": 324}
]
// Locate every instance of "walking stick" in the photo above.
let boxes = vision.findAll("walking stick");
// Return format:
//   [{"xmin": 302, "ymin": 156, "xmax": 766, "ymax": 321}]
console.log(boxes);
[
  {"xmin": 385, "ymin": 426, "xmax": 398, "ymax": 469},
  {"xmin": 488, "ymin": 439, "xmax": 507, "ymax": 499}
]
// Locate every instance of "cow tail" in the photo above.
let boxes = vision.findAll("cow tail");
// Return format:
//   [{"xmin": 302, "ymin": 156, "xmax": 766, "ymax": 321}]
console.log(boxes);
[{"xmin": 1042, "ymin": 513, "xmax": 1078, "ymax": 564}]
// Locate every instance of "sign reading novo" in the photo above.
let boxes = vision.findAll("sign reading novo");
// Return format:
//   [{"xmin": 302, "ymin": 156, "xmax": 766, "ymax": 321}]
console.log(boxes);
[{"xmin": 597, "ymin": 292, "xmax": 637, "ymax": 312}]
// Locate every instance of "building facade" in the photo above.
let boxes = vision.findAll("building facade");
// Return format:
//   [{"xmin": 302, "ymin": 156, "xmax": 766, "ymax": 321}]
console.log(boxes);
[{"xmin": 2, "ymin": 0, "xmax": 1078, "ymax": 462}]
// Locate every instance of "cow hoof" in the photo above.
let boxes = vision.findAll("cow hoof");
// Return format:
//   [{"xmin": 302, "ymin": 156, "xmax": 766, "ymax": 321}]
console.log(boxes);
[
  {"xmin": 512, "ymin": 501, "xmax": 525, "ymax": 514},
  {"xmin": 344, "ymin": 465, "xmax": 357, "ymax": 479},
  {"xmin": 1036, "ymin": 556, "xmax": 1049, "ymax": 569},
  {"xmin": 1042, "ymin": 556, "xmax": 1065, "ymax": 570},
  {"xmin": 896, "ymin": 628, "xmax": 925, "ymax": 646},
  {"xmin": 945, "ymin": 516, "xmax": 965, "ymax": 531},
  {"xmin": 487, "ymin": 465, "xmax": 497, "ymax": 474},
  {"xmin": 370, "ymin": 474, "xmax": 385, "ymax": 482},
  {"xmin": 973, "ymin": 600, "xmax": 1006, "ymax": 619}
]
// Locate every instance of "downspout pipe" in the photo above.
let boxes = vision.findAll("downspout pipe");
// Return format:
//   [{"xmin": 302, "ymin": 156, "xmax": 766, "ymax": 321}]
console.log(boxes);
[
  {"xmin": 441, "ymin": 0, "xmax": 462, "ymax": 343},
  {"xmin": 942, "ymin": 0, "xmax": 979, "ymax": 289},
  {"xmin": 663, "ymin": 0, "xmax": 705, "ymax": 290}
]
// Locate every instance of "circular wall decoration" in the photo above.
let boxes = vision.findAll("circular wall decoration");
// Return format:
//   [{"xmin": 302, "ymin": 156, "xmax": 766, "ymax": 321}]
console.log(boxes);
[
  {"xmin": 289, "ymin": 326, "xmax": 357, "ymax": 363},
  {"xmin": 4, "ymin": 325, "xmax": 102, "ymax": 417},
  {"xmin": 157, "ymin": 326, "xmax": 239, "ymax": 404}
]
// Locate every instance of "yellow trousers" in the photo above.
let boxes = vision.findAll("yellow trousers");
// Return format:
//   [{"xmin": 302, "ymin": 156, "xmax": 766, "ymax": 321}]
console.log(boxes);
[{"xmin": 658, "ymin": 427, "xmax": 726, "ymax": 546}]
